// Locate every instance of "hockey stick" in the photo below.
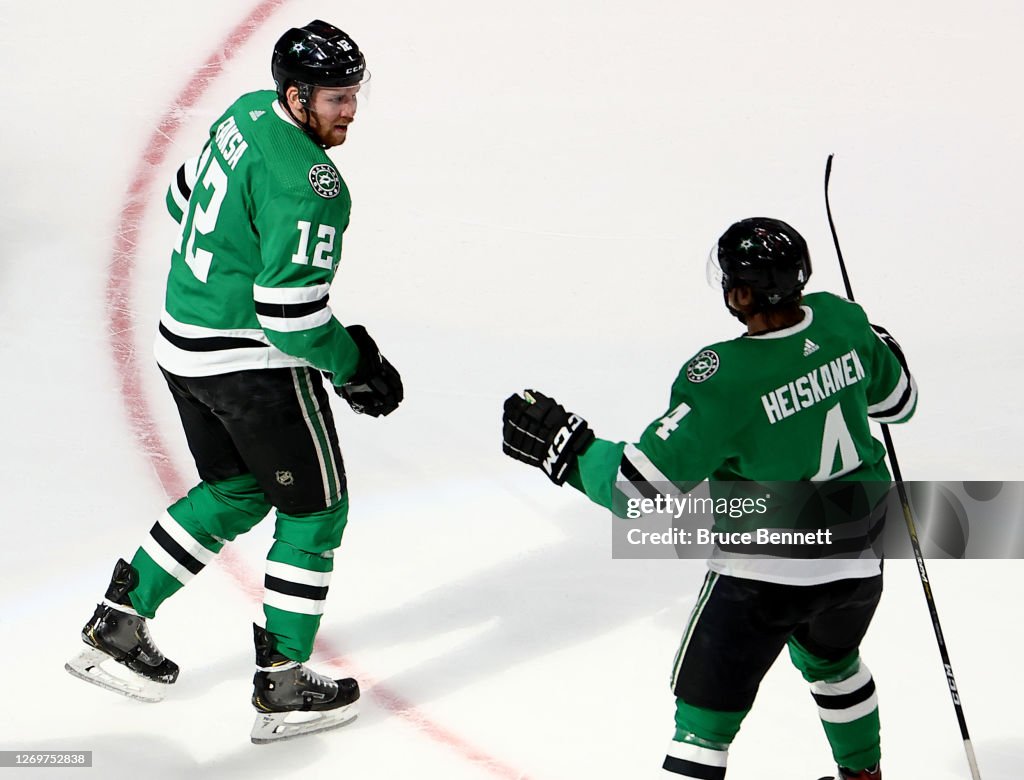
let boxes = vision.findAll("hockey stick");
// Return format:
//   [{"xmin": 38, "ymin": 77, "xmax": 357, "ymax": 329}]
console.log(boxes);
[{"xmin": 824, "ymin": 154, "xmax": 982, "ymax": 780}]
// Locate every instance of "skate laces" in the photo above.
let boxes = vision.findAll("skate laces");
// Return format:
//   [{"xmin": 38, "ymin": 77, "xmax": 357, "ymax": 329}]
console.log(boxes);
[
  {"xmin": 256, "ymin": 660, "xmax": 336, "ymax": 690},
  {"xmin": 257, "ymin": 661, "xmax": 334, "ymax": 688},
  {"xmin": 134, "ymin": 620, "xmax": 166, "ymax": 664},
  {"xmin": 299, "ymin": 665, "xmax": 336, "ymax": 690}
]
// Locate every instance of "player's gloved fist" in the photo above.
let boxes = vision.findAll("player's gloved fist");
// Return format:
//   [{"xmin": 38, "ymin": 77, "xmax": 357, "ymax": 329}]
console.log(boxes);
[
  {"xmin": 502, "ymin": 390, "xmax": 595, "ymax": 485},
  {"xmin": 336, "ymin": 325, "xmax": 403, "ymax": 417}
]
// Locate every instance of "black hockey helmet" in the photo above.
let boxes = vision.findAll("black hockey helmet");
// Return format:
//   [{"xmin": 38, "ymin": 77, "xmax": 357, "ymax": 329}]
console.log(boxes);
[
  {"xmin": 708, "ymin": 217, "xmax": 811, "ymax": 307},
  {"xmin": 271, "ymin": 20, "xmax": 368, "ymax": 107}
]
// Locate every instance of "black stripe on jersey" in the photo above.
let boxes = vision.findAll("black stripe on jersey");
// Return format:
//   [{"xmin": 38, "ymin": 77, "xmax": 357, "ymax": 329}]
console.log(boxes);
[
  {"xmin": 812, "ymin": 677, "xmax": 876, "ymax": 710},
  {"xmin": 175, "ymin": 164, "xmax": 192, "ymax": 201},
  {"xmin": 150, "ymin": 522, "xmax": 205, "ymax": 576},
  {"xmin": 158, "ymin": 322, "xmax": 266, "ymax": 352},
  {"xmin": 869, "ymin": 323, "xmax": 915, "ymax": 420},
  {"xmin": 619, "ymin": 453, "xmax": 662, "ymax": 500},
  {"xmin": 254, "ymin": 297, "xmax": 329, "ymax": 320},
  {"xmin": 871, "ymin": 324, "xmax": 910, "ymax": 373},
  {"xmin": 661, "ymin": 756, "xmax": 726, "ymax": 780},
  {"xmin": 868, "ymin": 378, "xmax": 914, "ymax": 420},
  {"xmin": 264, "ymin": 574, "xmax": 329, "ymax": 602}
]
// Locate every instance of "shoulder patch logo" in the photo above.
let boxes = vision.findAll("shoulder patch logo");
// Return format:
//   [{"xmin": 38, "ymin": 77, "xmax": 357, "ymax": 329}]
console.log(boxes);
[
  {"xmin": 309, "ymin": 164, "xmax": 341, "ymax": 199},
  {"xmin": 686, "ymin": 350, "xmax": 720, "ymax": 383}
]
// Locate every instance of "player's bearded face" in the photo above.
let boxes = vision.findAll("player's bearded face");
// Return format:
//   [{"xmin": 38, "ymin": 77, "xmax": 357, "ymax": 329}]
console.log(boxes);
[{"xmin": 306, "ymin": 86, "xmax": 359, "ymax": 147}]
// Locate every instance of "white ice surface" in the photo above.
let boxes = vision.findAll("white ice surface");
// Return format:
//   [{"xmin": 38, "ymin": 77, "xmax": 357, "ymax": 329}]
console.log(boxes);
[{"xmin": 1, "ymin": 1, "xmax": 1022, "ymax": 778}]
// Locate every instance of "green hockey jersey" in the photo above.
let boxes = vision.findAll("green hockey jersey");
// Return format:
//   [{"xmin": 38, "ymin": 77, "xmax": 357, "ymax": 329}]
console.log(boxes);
[
  {"xmin": 569, "ymin": 292, "xmax": 918, "ymax": 584},
  {"xmin": 154, "ymin": 90, "xmax": 360, "ymax": 384}
]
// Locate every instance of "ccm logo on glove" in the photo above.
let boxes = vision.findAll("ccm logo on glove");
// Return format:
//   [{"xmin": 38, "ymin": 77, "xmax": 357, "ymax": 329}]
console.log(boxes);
[{"xmin": 502, "ymin": 390, "xmax": 595, "ymax": 485}]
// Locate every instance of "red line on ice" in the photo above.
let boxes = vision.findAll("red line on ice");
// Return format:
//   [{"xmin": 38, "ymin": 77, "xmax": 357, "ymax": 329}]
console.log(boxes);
[{"xmin": 105, "ymin": 4, "xmax": 532, "ymax": 777}]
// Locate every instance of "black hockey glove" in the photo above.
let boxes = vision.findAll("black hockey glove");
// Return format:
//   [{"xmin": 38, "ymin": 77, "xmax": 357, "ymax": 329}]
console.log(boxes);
[
  {"xmin": 502, "ymin": 390, "xmax": 595, "ymax": 485},
  {"xmin": 335, "ymin": 325, "xmax": 403, "ymax": 417}
]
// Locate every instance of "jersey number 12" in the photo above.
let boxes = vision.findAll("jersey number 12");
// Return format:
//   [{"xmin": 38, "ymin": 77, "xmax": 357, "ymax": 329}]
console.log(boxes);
[{"xmin": 175, "ymin": 147, "xmax": 226, "ymax": 284}]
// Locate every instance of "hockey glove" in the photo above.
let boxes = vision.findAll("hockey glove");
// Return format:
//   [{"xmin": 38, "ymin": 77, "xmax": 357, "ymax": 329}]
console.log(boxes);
[
  {"xmin": 336, "ymin": 325, "xmax": 403, "ymax": 417},
  {"xmin": 502, "ymin": 390, "xmax": 595, "ymax": 485}
]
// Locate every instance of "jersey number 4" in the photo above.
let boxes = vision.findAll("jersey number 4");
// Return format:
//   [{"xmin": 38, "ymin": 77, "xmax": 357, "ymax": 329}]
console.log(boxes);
[
  {"xmin": 813, "ymin": 402, "xmax": 862, "ymax": 481},
  {"xmin": 655, "ymin": 402, "xmax": 691, "ymax": 440},
  {"xmin": 655, "ymin": 398, "xmax": 862, "ymax": 481}
]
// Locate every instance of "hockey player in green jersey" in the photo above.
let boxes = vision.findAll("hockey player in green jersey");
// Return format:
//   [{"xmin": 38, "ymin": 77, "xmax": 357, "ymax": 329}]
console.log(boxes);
[
  {"xmin": 502, "ymin": 218, "xmax": 917, "ymax": 780},
  {"xmin": 67, "ymin": 21, "xmax": 402, "ymax": 743}
]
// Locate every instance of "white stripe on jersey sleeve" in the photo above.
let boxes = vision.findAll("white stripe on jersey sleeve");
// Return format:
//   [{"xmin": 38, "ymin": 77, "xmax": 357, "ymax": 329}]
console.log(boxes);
[
  {"xmin": 253, "ymin": 283, "xmax": 330, "ymax": 305},
  {"xmin": 169, "ymin": 154, "xmax": 203, "ymax": 213},
  {"xmin": 169, "ymin": 176, "xmax": 189, "ymax": 215},
  {"xmin": 867, "ymin": 370, "xmax": 909, "ymax": 415},
  {"xmin": 871, "ymin": 377, "xmax": 918, "ymax": 423},
  {"xmin": 257, "ymin": 308, "xmax": 333, "ymax": 332},
  {"xmin": 622, "ymin": 443, "xmax": 672, "ymax": 484}
]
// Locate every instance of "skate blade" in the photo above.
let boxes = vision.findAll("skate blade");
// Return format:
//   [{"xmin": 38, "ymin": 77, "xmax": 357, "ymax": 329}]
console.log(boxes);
[
  {"xmin": 65, "ymin": 647, "xmax": 167, "ymax": 703},
  {"xmin": 251, "ymin": 702, "xmax": 358, "ymax": 744}
]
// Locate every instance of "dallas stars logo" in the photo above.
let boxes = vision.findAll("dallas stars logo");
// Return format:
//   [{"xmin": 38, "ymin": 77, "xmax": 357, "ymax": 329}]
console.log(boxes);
[
  {"xmin": 290, "ymin": 42, "xmax": 307, "ymax": 54},
  {"xmin": 686, "ymin": 350, "xmax": 720, "ymax": 383},
  {"xmin": 739, "ymin": 239, "xmax": 754, "ymax": 250},
  {"xmin": 308, "ymin": 164, "xmax": 341, "ymax": 199}
]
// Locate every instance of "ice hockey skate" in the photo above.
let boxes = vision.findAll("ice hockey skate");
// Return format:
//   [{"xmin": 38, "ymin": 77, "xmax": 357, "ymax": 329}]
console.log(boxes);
[
  {"xmin": 250, "ymin": 624, "xmax": 359, "ymax": 744},
  {"xmin": 65, "ymin": 559, "xmax": 179, "ymax": 703}
]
